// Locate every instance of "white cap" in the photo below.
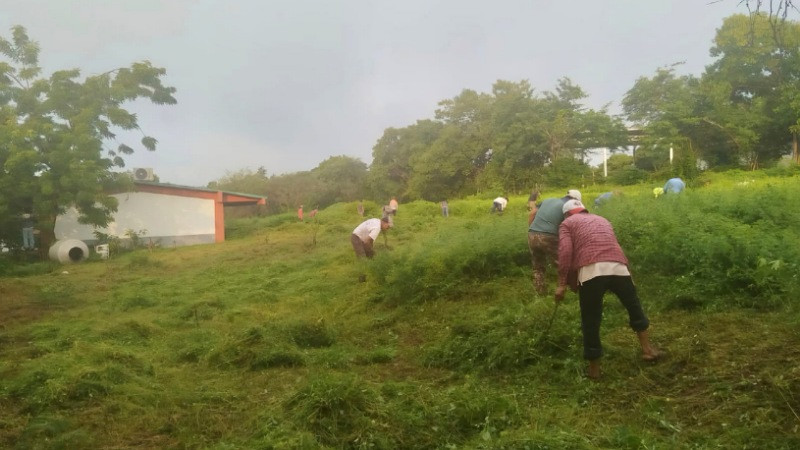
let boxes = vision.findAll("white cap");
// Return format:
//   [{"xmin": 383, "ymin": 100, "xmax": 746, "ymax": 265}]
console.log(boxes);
[
  {"xmin": 562, "ymin": 199, "xmax": 587, "ymax": 215},
  {"xmin": 567, "ymin": 189, "xmax": 582, "ymax": 201}
]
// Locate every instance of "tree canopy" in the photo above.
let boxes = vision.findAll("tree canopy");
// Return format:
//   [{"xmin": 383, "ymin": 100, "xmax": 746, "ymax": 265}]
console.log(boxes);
[
  {"xmin": 212, "ymin": 11, "xmax": 800, "ymax": 212},
  {"xmin": 0, "ymin": 25, "xmax": 176, "ymax": 252}
]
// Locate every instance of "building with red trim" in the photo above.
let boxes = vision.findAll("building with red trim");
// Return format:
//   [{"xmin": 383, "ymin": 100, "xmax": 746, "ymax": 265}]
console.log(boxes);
[{"xmin": 54, "ymin": 181, "xmax": 266, "ymax": 247}]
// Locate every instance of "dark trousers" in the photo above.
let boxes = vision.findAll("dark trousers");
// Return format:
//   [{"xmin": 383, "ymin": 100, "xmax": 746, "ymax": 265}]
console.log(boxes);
[
  {"xmin": 351, "ymin": 234, "xmax": 373, "ymax": 259},
  {"xmin": 578, "ymin": 275, "xmax": 649, "ymax": 360}
]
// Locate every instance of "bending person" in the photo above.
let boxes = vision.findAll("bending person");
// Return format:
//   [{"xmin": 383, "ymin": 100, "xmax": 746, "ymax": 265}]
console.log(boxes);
[{"xmin": 555, "ymin": 199, "xmax": 661, "ymax": 379}]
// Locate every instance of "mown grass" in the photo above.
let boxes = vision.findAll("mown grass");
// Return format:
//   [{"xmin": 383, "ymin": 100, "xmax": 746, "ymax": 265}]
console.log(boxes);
[{"xmin": 1, "ymin": 171, "xmax": 799, "ymax": 448}]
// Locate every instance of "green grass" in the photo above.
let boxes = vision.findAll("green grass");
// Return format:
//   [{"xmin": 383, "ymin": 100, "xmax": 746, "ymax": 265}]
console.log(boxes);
[{"xmin": 1, "ymin": 171, "xmax": 800, "ymax": 448}]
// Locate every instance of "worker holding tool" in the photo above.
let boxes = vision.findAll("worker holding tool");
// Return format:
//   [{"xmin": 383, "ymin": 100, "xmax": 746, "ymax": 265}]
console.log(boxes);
[
  {"xmin": 555, "ymin": 199, "xmax": 661, "ymax": 380},
  {"xmin": 528, "ymin": 189, "xmax": 582, "ymax": 295}
]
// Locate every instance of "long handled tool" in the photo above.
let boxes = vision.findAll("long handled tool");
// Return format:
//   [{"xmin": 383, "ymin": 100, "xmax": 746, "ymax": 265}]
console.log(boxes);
[{"xmin": 536, "ymin": 301, "xmax": 561, "ymax": 344}]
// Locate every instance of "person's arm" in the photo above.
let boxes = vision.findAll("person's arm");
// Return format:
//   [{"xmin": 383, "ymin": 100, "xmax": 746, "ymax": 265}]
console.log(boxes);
[
  {"xmin": 528, "ymin": 205, "xmax": 538, "ymax": 226},
  {"xmin": 363, "ymin": 237, "xmax": 375, "ymax": 258},
  {"xmin": 555, "ymin": 222, "xmax": 574, "ymax": 302}
]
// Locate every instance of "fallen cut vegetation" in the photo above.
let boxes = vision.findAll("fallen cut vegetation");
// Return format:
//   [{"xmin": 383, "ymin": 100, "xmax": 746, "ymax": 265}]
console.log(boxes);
[{"xmin": 1, "ymin": 172, "xmax": 799, "ymax": 448}]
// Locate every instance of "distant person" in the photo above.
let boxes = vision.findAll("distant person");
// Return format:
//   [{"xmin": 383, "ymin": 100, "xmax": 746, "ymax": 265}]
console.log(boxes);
[
  {"xmin": 381, "ymin": 204, "xmax": 392, "ymax": 220},
  {"xmin": 528, "ymin": 189, "xmax": 581, "ymax": 295},
  {"xmin": 21, "ymin": 213, "xmax": 35, "ymax": 249},
  {"xmin": 555, "ymin": 199, "xmax": 662, "ymax": 380},
  {"xmin": 594, "ymin": 191, "xmax": 621, "ymax": 207},
  {"xmin": 594, "ymin": 192, "xmax": 613, "ymax": 207},
  {"xmin": 490, "ymin": 196, "xmax": 508, "ymax": 214},
  {"xmin": 309, "ymin": 206, "xmax": 319, "ymax": 219},
  {"xmin": 389, "ymin": 197, "xmax": 399, "ymax": 216},
  {"xmin": 351, "ymin": 217, "xmax": 392, "ymax": 259},
  {"xmin": 663, "ymin": 177, "xmax": 685, "ymax": 194},
  {"xmin": 357, "ymin": 200, "xmax": 365, "ymax": 217},
  {"xmin": 527, "ymin": 190, "xmax": 540, "ymax": 211},
  {"xmin": 440, "ymin": 199, "xmax": 449, "ymax": 217},
  {"xmin": 297, "ymin": 205, "xmax": 304, "ymax": 221},
  {"xmin": 652, "ymin": 187, "xmax": 664, "ymax": 198}
]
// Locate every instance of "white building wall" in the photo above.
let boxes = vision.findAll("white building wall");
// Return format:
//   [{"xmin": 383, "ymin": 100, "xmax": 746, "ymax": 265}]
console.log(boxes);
[{"xmin": 55, "ymin": 192, "xmax": 215, "ymax": 245}]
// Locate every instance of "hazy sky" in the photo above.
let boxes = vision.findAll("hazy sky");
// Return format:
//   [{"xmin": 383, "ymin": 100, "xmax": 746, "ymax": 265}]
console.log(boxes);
[{"xmin": 2, "ymin": 0, "xmax": 743, "ymax": 187}]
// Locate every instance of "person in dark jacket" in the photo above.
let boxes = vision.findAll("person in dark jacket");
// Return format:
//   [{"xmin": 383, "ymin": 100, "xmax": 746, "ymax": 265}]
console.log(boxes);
[{"xmin": 555, "ymin": 199, "xmax": 661, "ymax": 379}]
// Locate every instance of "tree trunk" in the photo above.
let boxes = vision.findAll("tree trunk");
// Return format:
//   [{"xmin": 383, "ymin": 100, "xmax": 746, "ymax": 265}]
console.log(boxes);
[
  {"xmin": 37, "ymin": 215, "xmax": 57, "ymax": 260},
  {"xmin": 793, "ymin": 132, "xmax": 799, "ymax": 164}
]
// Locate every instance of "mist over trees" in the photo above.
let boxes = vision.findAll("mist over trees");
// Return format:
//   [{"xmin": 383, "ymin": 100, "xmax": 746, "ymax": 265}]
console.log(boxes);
[{"xmin": 212, "ymin": 12, "xmax": 800, "ymax": 213}]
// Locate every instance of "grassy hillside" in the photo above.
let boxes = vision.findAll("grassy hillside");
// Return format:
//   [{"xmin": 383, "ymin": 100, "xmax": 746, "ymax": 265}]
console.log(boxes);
[{"xmin": 1, "ymin": 171, "xmax": 800, "ymax": 449}]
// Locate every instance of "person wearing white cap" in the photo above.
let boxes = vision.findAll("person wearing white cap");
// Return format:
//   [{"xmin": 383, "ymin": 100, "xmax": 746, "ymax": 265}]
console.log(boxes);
[
  {"xmin": 527, "ymin": 189, "xmax": 581, "ymax": 295},
  {"xmin": 555, "ymin": 199, "xmax": 661, "ymax": 379}
]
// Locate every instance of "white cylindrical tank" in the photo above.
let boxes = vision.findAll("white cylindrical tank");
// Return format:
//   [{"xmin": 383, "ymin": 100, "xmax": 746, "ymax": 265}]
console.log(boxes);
[{"xmin": 49, "ymin": 239, "xmax": 89, "ymax": 263}]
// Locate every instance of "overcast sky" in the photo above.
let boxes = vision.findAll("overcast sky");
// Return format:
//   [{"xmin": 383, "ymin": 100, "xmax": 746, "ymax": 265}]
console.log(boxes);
[{"xmin": 3, "ymin": 0, "xmax": 743, "ymax": 187}]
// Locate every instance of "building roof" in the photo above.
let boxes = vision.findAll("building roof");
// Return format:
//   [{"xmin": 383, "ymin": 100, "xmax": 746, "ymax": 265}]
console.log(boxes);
[{"xmin": 132, "ymin": 181, "xmax": 266, "ymax": 206}]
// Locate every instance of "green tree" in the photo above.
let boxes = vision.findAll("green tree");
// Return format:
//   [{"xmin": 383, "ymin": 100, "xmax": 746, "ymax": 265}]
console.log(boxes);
[
  {"xmin": 481, "ymin": 80, "xmax": 548, "ymax": 193},
  {"xmin": 312, "ymin": 155, "xmax": 367, "ymax": 205},
  {"xmin": 367, "ymin": 119, "xmax": 442, "ymax": 200},
  {"xmin": 208, "ymin": 166, "xmax": 269, "ymax": 195},
  {"xmin": 622, "ymin": 67, "xmax": 705, "ymax": 170},
  {"xmin": 702, "ymin": 13, "xmax": 800, "ymax": 167},
  {"xmin": 0, "ymin": 26, "xmax": 176, "ymax": 252}
]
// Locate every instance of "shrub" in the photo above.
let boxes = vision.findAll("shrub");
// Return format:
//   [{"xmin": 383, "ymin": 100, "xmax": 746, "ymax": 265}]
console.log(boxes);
[
  {"xmin": 369, "ymin": 217, "xmax": 529, "ymax": 304},
  {"xmin": 601, "ymin": 183, "xmax": 800, "ymax": 309}
]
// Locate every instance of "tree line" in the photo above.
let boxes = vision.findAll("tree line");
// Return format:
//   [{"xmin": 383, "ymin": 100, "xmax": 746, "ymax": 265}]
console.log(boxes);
[
  {"xmin": 2, "ymin": 11, "xmax": 800, "ymax": 251},
  {"xmin": 214, "ymin": 13, "xmax": 800, "ymax": 213}
]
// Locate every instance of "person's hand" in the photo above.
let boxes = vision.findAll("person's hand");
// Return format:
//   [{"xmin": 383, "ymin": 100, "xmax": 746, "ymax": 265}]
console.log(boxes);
[{"xmin": 554, "ymin": 285, "xmax": 566, "ymax": 303}]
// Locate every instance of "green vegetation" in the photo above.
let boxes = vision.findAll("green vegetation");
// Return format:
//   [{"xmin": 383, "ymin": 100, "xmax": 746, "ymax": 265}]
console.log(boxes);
[
  {"xmin": 212, "ymin": 13, "xmax": 800, "ymax": 215},
  {"xmin": 1, "ymin": 171, "xmax": 799, "ymax": 448}
]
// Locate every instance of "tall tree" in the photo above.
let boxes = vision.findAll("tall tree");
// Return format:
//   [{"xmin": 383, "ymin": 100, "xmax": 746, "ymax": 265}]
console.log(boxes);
[
  {"xmin": 367, "ymin": 119, "xmax": 442, "ymax": 200},
  {"xmin": 312, "ymin": 155, "xmax": 367, "ymax": 205},
  {"xmin": 703, "ymin": 13, "xmax": 800, "ymax": 167},
  {"xmin": 0, "ymin": 26, "xmax": 176, "ymax": 252}
]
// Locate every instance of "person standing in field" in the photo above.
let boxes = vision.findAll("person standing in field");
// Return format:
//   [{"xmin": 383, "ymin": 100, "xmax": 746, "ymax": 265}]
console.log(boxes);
[
  {"xmin": 440, "ymin": 199, "xmax": 449, "ymax": 217},
  {"xmin": 528, "ymin": 189, "xmax": 581, "ymax": 295},
  {"xmin": 297, "ymin": 205, "xmax": 304, "ymax": 221},
  {"xmin": 555, "ymin": 199, "xmax": 661, "ymax": 379},
  {"xmin": 309, "ymin": 206, "xmax": 318, "ymax": 219},
  {"xmin": 490, "ymin": 196, "xmax": 508, "ymax": 214},
  {"xmin": 21, "ymin": 213, "xmax": 35, "ymax": 250},
  {"xmin": 389, "ymin": 197, "xmax": 399, "ymax": 216},
  {"xmin": 663, "ymin": 177, "xmax": 685, "ymax": 194},
  {"xmin": 357, "ymin": 200, "xmax": 365, "ymax": 217},
  {"xmin": 351, "ymin": 217, "xmax": 392, "ymax": 259}
]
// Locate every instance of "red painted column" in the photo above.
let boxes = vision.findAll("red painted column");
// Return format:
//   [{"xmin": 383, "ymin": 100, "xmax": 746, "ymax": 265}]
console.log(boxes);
[{"xmin": 214, "ymin": 192, "xmax": 225, "ymax": 242}]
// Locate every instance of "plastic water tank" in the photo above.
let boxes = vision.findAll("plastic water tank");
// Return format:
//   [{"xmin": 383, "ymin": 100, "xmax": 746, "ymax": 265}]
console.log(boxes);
[{"xmin": 49, "ymin": 239, "xmax": 89, "ymax": 263}]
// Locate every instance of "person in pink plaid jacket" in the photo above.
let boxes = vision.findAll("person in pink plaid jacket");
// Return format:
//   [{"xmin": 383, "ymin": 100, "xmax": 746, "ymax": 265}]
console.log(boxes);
[{"xmin": 555, "ymin": 199, "xmax": 662, "ymax": 379}]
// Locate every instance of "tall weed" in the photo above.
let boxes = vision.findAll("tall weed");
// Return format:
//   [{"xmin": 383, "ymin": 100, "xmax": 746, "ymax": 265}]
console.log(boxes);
[
  {"xmin": 601, "ymin": 181, "xmax": 800, "ymax": 309},
  {"xmin": 369, "ymin": 217, "xmax": 530, "ymax": 304}
]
